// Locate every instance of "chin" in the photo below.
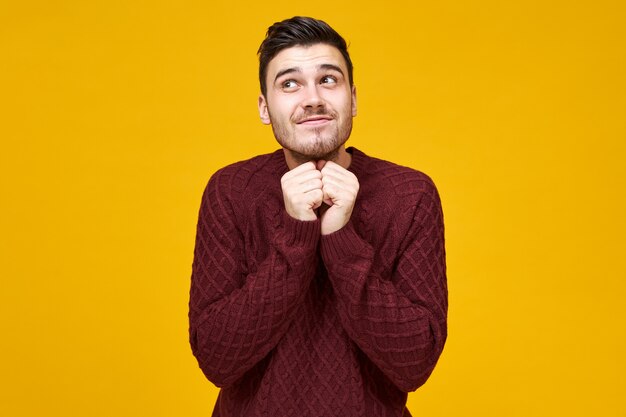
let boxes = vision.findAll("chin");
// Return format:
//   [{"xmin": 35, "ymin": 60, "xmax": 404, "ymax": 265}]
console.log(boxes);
[{"xmin": 287, "ymin": 143, "xmax": 343, "ymax": 163}]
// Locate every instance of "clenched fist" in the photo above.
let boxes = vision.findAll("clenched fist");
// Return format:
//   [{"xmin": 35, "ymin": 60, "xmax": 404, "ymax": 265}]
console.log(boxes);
[
  {"xmin": 281, "ymin": 161, "xmax": 324, "ymax": 222},
  {"xmin": 317, "ymin": 160, "xmax": 359, "ymax": 235},
  {"xmin": 281, "ymin": 160, "xmax": 360, "ymax": 235}
]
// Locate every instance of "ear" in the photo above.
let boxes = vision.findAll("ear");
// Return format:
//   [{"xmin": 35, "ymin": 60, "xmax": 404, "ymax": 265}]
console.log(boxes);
[
  {"xmin": 258, "ymin": 94, "xmax": 271, "ymax": 125},
  {"xmin": 351, "ymin": 85, "xmax": 357, "ymax": 117}
]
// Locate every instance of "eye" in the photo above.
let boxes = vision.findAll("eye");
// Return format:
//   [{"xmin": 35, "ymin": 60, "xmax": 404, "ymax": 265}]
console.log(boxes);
[
  {"xmin": 281, "ymin": 79, "xmax": 298, "ymax": 90},
  {"xmin": 321, "ymin": 75, "xmax": 337, "ymax": 85}
]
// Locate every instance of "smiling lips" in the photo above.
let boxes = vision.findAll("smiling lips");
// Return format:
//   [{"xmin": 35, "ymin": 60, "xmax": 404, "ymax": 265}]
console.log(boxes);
[{"xmin": 296, "ymin": 116, "xmax": 333, "ymax": 126}]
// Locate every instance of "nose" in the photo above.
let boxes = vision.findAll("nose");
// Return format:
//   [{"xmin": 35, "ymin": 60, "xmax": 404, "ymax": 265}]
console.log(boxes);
[{"xmin": 302, "ymin": 84, "xmax": 325, "ymax": 109}]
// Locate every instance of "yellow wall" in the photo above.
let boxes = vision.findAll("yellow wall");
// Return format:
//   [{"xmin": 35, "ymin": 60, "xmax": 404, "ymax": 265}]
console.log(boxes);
[{"xmin": 1, "ymin": 1, "xmax": 625, "ymax": 415}]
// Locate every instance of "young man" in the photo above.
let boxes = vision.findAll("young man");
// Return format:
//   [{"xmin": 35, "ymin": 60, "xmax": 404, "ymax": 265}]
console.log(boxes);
[{"xmin": 189, "ymin": 16, "xmax": 447, "ymax": 416}]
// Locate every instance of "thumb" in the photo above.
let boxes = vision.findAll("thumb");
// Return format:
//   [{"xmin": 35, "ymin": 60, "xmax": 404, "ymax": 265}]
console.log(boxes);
[{"xmin": 322, "ymin": 188, "xmax": 333, "ymax": 206}]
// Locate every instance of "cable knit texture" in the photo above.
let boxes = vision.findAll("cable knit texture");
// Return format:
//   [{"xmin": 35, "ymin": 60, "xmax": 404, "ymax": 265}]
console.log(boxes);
[{"xmin": 189, "ymin": 147, "xmax": 447, "ymax": 417}]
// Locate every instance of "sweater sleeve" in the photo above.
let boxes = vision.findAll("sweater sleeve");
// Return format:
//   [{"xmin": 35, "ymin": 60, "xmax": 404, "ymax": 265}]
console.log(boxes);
[
  {"xmin": 188, "ymin": 169, "xmax": 320, "ymax": 388},
  {"xmin": 319, "ymin": 181, "xmax": 447, "ymax": 393}
]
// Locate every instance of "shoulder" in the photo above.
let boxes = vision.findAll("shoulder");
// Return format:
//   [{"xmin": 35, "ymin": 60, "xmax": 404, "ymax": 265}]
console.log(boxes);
[
  {"xmin": 350, "ymin": 149, "xmax": 444, "ymax": 248},
  {"xmin": 204, "ymin": 150, "xmax": 286, "ymax": 198},
  {"xmin": 197, "ymin": 151, "xmax": 285, "ymax": 224},
  {"xmin": 352, "ymin": 148, "xmax": 440, "ymax": 205}
]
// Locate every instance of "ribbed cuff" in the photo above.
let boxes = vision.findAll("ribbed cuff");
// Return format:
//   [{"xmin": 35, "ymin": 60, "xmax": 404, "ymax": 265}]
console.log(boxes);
[
  {"xmin": 320, "ymin": 220, "xmax": 369, "ymax": 261},
  {"xmin": 283, "ymin": 212, "xmax": 321, "ymax": 247}
]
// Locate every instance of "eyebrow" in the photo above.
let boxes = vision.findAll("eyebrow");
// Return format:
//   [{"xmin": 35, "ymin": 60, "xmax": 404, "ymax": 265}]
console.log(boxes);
[
  {"xmin": 319, "ymin": 64, "xmax": 344, "ymax": 76},
  {"xmin": 274, "ymin": 67, "xmax": 301, "ymax": 83},
  {"xmin": 273, "ymin": 64, "xmax": 345, "ymax": 83}
]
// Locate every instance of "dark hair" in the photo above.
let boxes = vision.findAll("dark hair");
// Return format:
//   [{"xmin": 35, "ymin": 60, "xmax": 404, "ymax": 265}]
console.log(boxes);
[{"xmin": 257, "ymin": 16, "xmax": 354, "ymax": 97}]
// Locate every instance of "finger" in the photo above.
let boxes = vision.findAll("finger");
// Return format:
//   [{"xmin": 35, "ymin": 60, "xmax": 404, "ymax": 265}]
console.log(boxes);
[
  {"xmin": 321, "ymin": 183, "xmax": 339, "ymax": 204},
  {"xmin": 320, "ymin": 166, "xmax": 351, "ymax": 184},
  {"xmin": 319, "ymin": 160, "xmax": 342, "ymax": 172},
  {"xmin": 320, "ymin": 162, "xmax": 355, "ymax": 180},
  {"xmin": 308, "ymin": 189, "xmax": 324, "ymax": 209},
  {"xmin": 290, "ymin": 160, "xmax": 317, "ymax": 174},
  {"xmin": 288, "ymin": 170, "xmax": 322, "ymax": 185},
  {"xmin": 282, "ymin": 161, "xmax": 316, "ymax": 181},
  {"xmin": 298, "ymin": 178, "xmax": 323, "ymax": 194},
  {"xmin": 282, "ymin": 167, "xmax": 321, "ymax": 186},
  {"xmin": 321, "ymin": 177, "xmax": 358, "ymax": 206},
  {"xmin": 321, "ymin": 170, "xmax": 359, "ymax": 193},
  {"xmin": 321, "ymin": 174, "xmax": 355, "ymax": 192}
]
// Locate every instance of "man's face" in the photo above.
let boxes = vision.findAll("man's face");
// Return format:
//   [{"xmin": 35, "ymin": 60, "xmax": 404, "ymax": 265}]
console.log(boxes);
[{"xmin": 258, "ymin": 43, "xmax": 357, "ymax": 162}]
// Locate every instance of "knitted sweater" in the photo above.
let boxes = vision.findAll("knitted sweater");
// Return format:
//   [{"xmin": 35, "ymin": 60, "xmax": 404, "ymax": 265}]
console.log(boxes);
[{"xmin": 189, "ymin": 147, "xmax": 447, "ymax": 417}]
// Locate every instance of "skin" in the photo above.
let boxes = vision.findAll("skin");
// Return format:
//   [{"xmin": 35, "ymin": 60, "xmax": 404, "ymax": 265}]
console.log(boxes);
[{"xmin": 258, "ymin": 43, "xmax": 359, "ymax": 235}]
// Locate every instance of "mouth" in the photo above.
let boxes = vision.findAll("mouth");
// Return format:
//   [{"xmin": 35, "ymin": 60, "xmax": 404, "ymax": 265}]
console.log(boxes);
[{"xmin": 296, "ymin": 116, "xmax": 333, "ymax": 126}]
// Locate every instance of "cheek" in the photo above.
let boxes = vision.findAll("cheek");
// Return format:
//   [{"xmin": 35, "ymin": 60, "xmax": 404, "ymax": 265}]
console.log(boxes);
[
  {"xmin": 327, "ymin": 90, "xmax": 353, "ymax": 110},
  {"xmin": 272, "ymin": 98, "xmax": 300, "ymax": 119}
]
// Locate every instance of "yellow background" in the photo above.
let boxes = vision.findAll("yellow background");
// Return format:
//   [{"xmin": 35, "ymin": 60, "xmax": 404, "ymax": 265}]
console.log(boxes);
[{"xmin": 1, "ymin": 0, "xmax": 625, "ymax": 415}]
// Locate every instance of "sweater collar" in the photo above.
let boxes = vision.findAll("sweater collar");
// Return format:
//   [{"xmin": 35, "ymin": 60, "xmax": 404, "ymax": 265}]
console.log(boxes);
[
  {"xmin": 346, "ymin": 146, "xmax": 366, "ymax": 178},
  {"xmin": 271, "ymin": 146, "xmax": 367, "ymax": 178}
]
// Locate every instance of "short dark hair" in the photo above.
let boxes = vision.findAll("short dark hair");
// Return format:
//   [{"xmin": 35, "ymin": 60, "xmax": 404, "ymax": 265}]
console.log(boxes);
[{"xmin": 257, "ymin": 16, "xmax": 354, "ymax": 97}]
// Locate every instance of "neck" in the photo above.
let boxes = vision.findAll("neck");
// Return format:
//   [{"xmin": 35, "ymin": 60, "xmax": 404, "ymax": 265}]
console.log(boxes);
[{"xmin": 284, "ymin": 145, "xmax": 352, "ymax": 170}]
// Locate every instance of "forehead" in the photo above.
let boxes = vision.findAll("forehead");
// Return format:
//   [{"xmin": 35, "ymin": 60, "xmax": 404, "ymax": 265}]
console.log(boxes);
[{"xmin": 267, "ymin": 43, "xmax": 348, "ymax": 76}]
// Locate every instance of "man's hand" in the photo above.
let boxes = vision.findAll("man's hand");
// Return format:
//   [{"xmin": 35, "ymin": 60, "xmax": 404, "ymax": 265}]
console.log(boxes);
[
  {"xmin": 317, "ymin": 160, "xmax": 360, "ymax": 235},
  {"xmin": 281, "ymin": 161, "xmax": 324, "ymax": 221}
]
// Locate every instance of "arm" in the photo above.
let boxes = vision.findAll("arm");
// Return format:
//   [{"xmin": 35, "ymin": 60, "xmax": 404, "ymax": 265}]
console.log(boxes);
[
  {"xmin": 188, "ymin": 168, "xmax": 320, "ymax": 388},
  {"xmin": 320, "ymin": 181, "xmax": 447, "ymax": 392}
]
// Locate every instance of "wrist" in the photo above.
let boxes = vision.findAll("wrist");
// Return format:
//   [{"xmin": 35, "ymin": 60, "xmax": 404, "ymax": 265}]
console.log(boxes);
[
  {"xmin": 320, "ymin": 220, "xmax": 369, "ymax": 260},
  {"xmin": 281, "ymin": 212, "xmax": 321, "ymax": 247},
  {"xmin": 286, "ymin": 207, "xmax": 318, "ymax": 222}
]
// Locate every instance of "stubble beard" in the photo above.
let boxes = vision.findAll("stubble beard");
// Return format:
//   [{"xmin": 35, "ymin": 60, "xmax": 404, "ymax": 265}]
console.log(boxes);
[{"xmin": 270, "ymin": 111, "xmax": 353, "ymax": 164}]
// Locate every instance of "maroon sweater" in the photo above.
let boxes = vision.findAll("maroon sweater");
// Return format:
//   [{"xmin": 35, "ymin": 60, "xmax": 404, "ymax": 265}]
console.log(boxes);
[{"xmin": 189, "ymin": 147, "xmax": 447, "ymax": 416}]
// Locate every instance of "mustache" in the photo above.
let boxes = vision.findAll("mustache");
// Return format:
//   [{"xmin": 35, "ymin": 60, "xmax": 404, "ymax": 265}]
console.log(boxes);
[{"xmin": 292, "ymin": 108, "xmax": 337, "ymax": 123}]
